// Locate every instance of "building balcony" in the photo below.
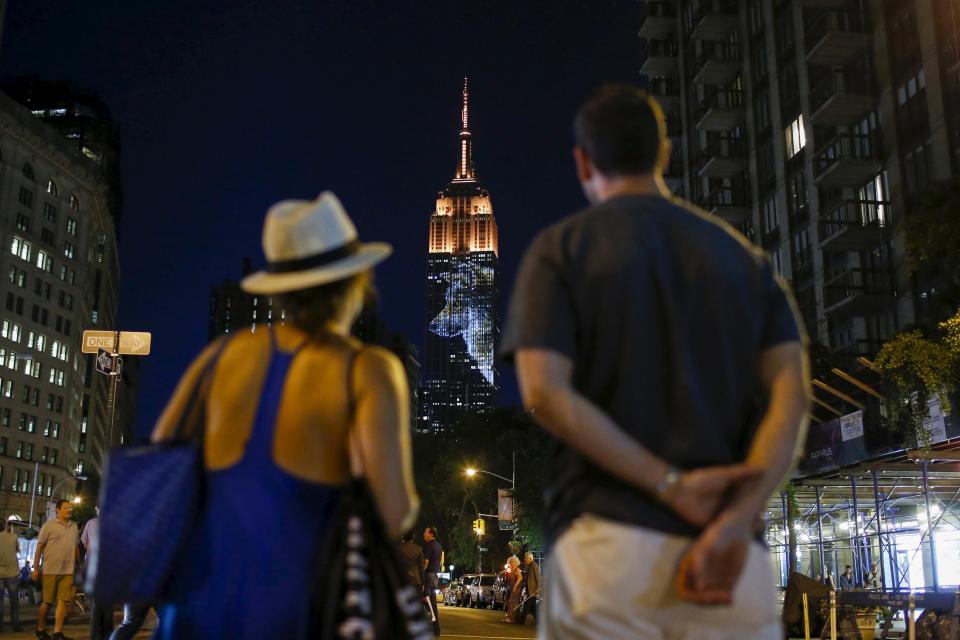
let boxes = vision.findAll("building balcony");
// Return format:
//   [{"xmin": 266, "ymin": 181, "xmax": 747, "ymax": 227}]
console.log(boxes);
[
  {"xmin": 823, "ymin": 267, "xmax": 895, "ymax": 318},
  {"xmin": 818, "ymin": 199, "xmax": 887, "ymax": 251},
  {"xmin": 809, "ymin": 70, "xmax": 874, "ymax": 127},
  {"xmin": 813, "ymin": 133, "xmax": 880, "ymax": 188},
  {"xmin": 693, "ymin": 43, "xmax": 741, "ymax": 85},
  {"xmin": 690, "ymin": 0, "xmax": 739, "ymax": 42},
  {"xmin": 640, "ymin": 39, "xmax": 679, "ymax": 77},
  {"xmin": 663, "ymin": 154, "xmax": 685, "ymax": 191},
  {"xmin": 696, "ymin": 87, "xmax": 744, "ymax": 131},
  {"xmin": 831, "ymin": 338, "xmax": 885, "ymax": 363},
  {"xmin": 698, "ymin": 185, "xmax": 750, "ymax": 223},
  {"xmin": 638, "ymin": 1, "xmax": 676, "ymax": 40},
  {"xmin": 697, "ymin": 137, "xmax": 746, "ymax": 178},
  {"xmin": 805, "ymin": 11, "xmax": 872, "ymax": 67},
  {"xmin": 647, "ymin": 76, "xmax": 680, "ymax": 112}
]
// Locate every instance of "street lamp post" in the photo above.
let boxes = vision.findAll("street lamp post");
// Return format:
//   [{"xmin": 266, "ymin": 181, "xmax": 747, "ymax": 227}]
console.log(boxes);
[{"xmin": 464, "ymin": 451, "xmax": 516, "ymax": 491}]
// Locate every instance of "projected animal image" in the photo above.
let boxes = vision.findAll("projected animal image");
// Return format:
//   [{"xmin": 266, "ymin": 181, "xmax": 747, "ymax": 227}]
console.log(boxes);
[{"xmin": 429, "ymin": 259, "xmax": 495, "ymax": 385}]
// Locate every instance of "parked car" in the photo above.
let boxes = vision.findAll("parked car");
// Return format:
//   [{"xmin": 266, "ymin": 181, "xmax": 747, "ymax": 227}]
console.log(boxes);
[
  {"xmin": 457, "ymin": 574, "xmax": 477, "ymax": 607},
  {"xmin": 443, "ymin": 580, "xmax": 462, "ymax": 606},
  {"xmin": 466, "ymin": 573, "xmax": 497, "ymax": 609},
  {"xmin": 492, "ymin": 572, "xmax": 512, "ymax": 610}
]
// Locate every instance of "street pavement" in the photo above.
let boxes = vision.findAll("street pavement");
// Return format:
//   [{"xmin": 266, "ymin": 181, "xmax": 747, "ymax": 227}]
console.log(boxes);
[
  {"xmin": 0, "ymin": 601, "xmax": 531, "ymax": 639},
  {"xmin": 437, "ymin": 604, "xmax": 537, "ymax": 638},
  {"xmin": 0, "ymin": 605, "xmax": 157, "ymax": 639}
]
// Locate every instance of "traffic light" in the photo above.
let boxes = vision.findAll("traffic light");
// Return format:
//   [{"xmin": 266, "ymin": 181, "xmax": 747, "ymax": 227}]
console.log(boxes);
[{"xmin": 472, "ymin": 518, "xmax": 485, "ymax": 537}]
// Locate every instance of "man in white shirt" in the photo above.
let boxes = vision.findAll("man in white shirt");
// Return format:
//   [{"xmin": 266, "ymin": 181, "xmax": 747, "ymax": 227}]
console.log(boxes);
[{"xmin": 32, "ymin": 500, "xmax": 79, "ymax": 640}]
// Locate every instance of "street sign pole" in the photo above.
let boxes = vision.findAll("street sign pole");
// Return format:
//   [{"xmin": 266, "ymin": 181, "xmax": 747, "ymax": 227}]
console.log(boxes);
[
  {"xmin": 107, "ymin": 330, "xmax": 120, "ymax": 448},
  {"xmin": 83, "ymin": 329, "xmax": 150, "ymax": 452}
]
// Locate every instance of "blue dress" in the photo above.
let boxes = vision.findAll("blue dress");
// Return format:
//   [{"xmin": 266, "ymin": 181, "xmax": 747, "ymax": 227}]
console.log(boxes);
[{"xmin": 157, "ymin": 332, "xmax": 343, "ymax": 639}]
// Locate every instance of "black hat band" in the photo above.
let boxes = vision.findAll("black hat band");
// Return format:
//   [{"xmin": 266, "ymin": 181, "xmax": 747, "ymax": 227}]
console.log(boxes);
[{"xmin": 266, "ymin": 240, "xmax": 360, "ymax": 274}]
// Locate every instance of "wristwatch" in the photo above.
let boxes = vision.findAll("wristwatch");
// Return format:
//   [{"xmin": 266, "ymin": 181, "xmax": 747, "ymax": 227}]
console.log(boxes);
[{"xmin": 653, "ymin": 465, "xmax": 682, "ymax": 504}]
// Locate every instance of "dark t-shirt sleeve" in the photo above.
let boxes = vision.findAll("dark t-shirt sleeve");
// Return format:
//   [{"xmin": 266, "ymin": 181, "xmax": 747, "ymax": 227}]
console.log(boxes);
[
  {"xmin": 759, "ymin": 258, "xmax": 804, "ymax": 349},
  {"xmin": 498, "ymin": 231, "xmax": 577, "ymax": 362}
]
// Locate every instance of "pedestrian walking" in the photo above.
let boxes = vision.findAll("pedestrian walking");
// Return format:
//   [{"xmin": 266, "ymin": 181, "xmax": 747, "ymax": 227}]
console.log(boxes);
[
  {"xmin": 500, "ymin": 85, "xmax": 809, "ymax": 639},
  {"xmin": 107, "ymin": 603, "xmax": 153, "ymax": 640},
  {"xmin": 502, "ymin": 556, "xmax": 521, "ymax": 622},
  {"xmin": 422, "ymin": 527, "xmax": 443, "ymax": 636},
  {"xmin": 398, "ymin": 530, "xmax": 432, "ymax": 623},
  {"xmin": 151, "ymin": 192, "xmax": 418, "ymax": 639},
  {"xmin": 32, "ymin": 499, "xmax": 80, "ymax": 640},
  {"xmin": 20, "ymin": 561, "xmax": 35, "ymax": 606},
  {"xmin": 0, "ymin": 519, "xmax": 22, "ymax": 631},
  {"xmin": 514, "ymin": 552, "xmax": 540, "ymax": 625},
  {"xmin": 864, "ymin": 562, "xmax": 881, "ymax": 590},
  {"xmin": 81, "ymin": 508, "xmax": 113, "ymax": 639}
]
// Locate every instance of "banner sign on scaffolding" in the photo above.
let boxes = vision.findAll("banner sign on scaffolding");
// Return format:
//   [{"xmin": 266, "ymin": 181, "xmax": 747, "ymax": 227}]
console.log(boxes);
[
  {"xmin": 498, "ymin": 489, "xmax": 513, "ymax": 530},
  {"xmin": 840, "ymin": 410, "xmax": 864, "ymax": 442}
]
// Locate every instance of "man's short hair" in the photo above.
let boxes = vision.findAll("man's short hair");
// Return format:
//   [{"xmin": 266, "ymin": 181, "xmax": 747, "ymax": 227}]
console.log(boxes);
[
  {"xmin": 426, "ymin": 526, "xmax": 438, "ymax": 538},
  {"xmin": 524, "ymin": 552, "xmax": 534, "ymax": 561},
  {"xmin": 55, "ymin": 499, "xmax": 70, "ymax": 511},
  {"xmin": 574, "ymin": 84, "xmax": 666, "ymax": 177}
]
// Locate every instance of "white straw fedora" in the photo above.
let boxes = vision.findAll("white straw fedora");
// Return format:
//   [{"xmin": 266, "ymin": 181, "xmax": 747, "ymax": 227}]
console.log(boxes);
[{"xmin": 240, "ymin": 191, "xmax": 392, "ymax": 295}]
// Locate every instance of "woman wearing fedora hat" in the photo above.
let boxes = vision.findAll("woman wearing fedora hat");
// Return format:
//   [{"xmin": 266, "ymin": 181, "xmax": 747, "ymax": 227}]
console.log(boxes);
[{"xmin": 149, "ymin": 192, "xmax": 419, "ymax": 639}]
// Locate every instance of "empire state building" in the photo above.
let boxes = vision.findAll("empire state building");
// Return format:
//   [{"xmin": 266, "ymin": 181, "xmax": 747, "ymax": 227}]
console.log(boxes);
[{"xmin": 420, "ymin": 79, "xmax": 499, "ymax": 431}]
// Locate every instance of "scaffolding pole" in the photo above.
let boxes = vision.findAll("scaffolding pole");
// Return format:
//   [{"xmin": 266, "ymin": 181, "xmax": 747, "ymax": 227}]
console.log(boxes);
[
  {"xmin": 815, "ymin": 486, "xmax": 826, "ymax": 581},
  {"xmin": 872, "ymin": 470, "xmax": 888, "ymax": 591},
  {"xmin": 922, "ymin": 459, "xmax": 940, "ymax": 591},
  {"xmin": 851, "ymin": 475, "xmax": 862, "ymax": 586}
]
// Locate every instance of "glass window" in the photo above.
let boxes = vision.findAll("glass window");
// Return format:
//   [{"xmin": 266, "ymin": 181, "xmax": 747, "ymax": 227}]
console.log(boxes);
[
  {"xmin": 784, "ymin": 115, "xmax": 807, "ymax": 159},
  {"xmin": 46, "ymin": 179, "xmax": 57, "ymax": 196}
]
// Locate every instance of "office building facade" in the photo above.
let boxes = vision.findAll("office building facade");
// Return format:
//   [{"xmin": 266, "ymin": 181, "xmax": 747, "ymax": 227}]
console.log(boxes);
[{"xmin": 0, "ymin": 87, "xmax": 124, "ymax": 522}]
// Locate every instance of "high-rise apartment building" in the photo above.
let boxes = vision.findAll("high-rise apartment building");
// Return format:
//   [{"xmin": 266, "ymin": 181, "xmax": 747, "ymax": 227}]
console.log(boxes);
[
  {"xmin": 419, "ymin": 80, "xmax": 500, "ymax": 432},
  {"xmin": 0, "ymin": 87, "xmax": 125, "ymax": 522},
  {"xmin": 639, "ymin": 0, "xmax": 959, "ymax": 364}
]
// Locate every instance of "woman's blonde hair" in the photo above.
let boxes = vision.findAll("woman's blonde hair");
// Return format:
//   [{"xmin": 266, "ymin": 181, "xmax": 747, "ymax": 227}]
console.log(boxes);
[{"xmin": 507, "ymin": 555, "xmax": 520, "ymax": 567}]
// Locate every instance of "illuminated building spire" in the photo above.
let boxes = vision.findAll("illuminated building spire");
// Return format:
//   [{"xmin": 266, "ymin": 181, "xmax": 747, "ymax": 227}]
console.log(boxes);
[{"xmin": 454, "ymin": 76, "xmax": 476, "ymax": 182}]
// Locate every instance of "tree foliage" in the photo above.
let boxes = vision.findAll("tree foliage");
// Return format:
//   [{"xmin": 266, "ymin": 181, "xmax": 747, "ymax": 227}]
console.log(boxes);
[
  {"xmin": 411, "ymin": 407, "xmax": 548, "ymax": 574},
  {"xmin": 873, "ymin": 310, "xmax": 960, "ymax": 446}
]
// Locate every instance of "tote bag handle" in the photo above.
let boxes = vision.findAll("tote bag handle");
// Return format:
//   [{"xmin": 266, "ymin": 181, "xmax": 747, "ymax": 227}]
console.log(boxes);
[{"xmin": 171, "ymin": 336, "xmax": 230, "ymax": 442}]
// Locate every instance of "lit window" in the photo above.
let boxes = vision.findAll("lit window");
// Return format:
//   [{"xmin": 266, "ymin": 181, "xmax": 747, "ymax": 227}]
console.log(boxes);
[
  {"xmin": 69, "ymin": 195, "xmax": 80, "ymax": 211},
  {"xmin": 10, "ymin": 237, "xmax": 32, "ymax": 262},
  {"xmin": 46, "ymin": 179, "xmax": 58, "ymax": 196},
  {"xmin": 784, "ymin": 115, "xmax": 806, "ymax": 159}
]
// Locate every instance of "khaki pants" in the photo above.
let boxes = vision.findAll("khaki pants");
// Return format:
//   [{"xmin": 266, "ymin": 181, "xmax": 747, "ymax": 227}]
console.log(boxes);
[{"xmin": 540, "ymin": 515, "xmax": 782, "ymax": 640}]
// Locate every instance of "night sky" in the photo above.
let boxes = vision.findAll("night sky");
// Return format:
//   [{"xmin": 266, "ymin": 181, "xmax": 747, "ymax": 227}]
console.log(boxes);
[{"xmin": 0, "ymin": 1, "xmax": 642, "ymax": 436}]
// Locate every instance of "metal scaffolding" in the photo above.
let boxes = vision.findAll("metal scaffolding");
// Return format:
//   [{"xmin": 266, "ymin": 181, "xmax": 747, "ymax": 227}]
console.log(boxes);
[{"xmin": 765, "ymin": 450, "xmax": 960, "ymax": 593}]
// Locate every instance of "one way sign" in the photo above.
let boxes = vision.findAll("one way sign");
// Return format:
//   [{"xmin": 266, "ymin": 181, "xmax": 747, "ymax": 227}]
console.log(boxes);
[{"xmin": 95, "ymin": 349, "xmax": 115, "ymax": 376}]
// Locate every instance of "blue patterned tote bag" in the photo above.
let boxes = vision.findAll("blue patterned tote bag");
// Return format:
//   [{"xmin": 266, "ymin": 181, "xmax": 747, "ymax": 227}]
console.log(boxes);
[{"xmin": 86, "ymin": 337, "xmax": 228, "ymax": 603}]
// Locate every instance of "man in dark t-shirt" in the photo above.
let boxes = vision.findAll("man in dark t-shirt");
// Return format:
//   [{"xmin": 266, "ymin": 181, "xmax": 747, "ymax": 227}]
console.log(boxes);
[
  {"xmin": 499, "ymin": 86, "xmax": 810, "ymax": 639},
  {"xmin": 421, "ymin": 527, "xmax": 442, "ymax": 636}
]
